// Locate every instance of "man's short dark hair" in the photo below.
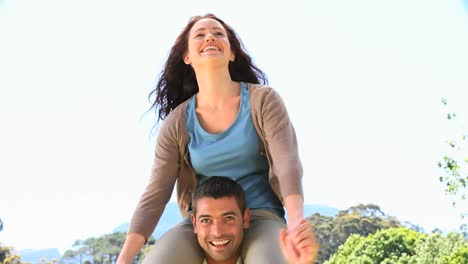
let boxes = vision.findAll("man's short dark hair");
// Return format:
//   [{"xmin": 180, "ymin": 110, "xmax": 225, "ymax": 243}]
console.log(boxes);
[{"xmin": 192, "ymin": 176, "xmax": 246, "ymax": 217}]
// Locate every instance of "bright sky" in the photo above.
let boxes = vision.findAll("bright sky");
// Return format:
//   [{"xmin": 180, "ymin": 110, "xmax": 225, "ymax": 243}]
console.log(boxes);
[{"xmin": 1, "ymin": 0, "xmax": 468, "ymax": 255}]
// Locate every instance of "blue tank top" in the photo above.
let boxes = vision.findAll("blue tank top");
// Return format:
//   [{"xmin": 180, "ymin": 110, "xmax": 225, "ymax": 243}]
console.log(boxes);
[{"xmin": 186, "ymin": 82, "xmax": 284, "ymax": 217}]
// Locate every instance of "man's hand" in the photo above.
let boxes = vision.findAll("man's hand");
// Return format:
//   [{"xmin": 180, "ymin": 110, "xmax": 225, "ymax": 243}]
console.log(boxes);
[{"xmin": 279, "ymin": 219, "xmax": 319, "ymax": 264}]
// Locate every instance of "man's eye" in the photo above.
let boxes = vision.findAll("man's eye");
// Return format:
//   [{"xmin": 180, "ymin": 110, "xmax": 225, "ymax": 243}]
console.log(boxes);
[
  {"xmin": 226, "ymin": 216, "xmax": 236, "ymax": 221},
  {"xmin": 200, "ymin": 219, "xmax": 210, "ymax": 223}
]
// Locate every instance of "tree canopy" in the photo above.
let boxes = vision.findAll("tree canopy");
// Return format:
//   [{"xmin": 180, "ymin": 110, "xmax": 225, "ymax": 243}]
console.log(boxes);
[
  {"xmin": 61, "ymin": 232, "xmax": 155, "ymax": 264},
  {"xmin": 438, "ymin": 98, "xmax": 468, "ymax": 210},
  {"xmin": 307, "ymin": 203, "xmax": 403, "ymax": 263},
  {"xmin": 325, "ymin": 227, "xmax": 468, "ymax": 263}
]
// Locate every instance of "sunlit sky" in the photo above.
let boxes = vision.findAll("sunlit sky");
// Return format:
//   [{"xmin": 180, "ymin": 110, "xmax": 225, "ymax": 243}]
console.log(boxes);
[{"xmin": 1, "ymin": 0, "xmax": 468, "ymax": 254}]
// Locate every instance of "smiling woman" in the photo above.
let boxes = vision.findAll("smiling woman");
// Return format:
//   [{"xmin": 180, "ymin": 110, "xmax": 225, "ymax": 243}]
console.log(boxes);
[{"xmin": 114, "ymin": 13, "xmax": 316, "ymax": 264}]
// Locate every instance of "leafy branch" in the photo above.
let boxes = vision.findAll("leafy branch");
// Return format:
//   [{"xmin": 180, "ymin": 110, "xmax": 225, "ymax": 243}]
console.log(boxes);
[{"xmin": 437, "ymin": 98, "xmax": 468, "ymax": 209}]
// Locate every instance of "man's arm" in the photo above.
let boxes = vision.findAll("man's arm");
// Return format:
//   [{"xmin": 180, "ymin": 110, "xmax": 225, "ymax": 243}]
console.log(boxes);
[{"xmin": 279, "ymin": 219, "xmax": 319, "ymax": 264}]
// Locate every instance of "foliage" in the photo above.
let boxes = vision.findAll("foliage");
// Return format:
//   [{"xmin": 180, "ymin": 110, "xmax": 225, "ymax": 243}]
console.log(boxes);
[
  {"xmin": 410, "ymin": 232, "xmax": 467, "ymax": 263},
  {"xmin": 461, "ymin": 224, "xmax": 468, "ymax": 240},
  {"xmin": 0, "ymin": 218, "xmax": 20, "ymax": 264},
  {"xmin": 325, "ymin": 227, "xmax": 468, "ymax": 263},
  {"xmin": 61, "ymin": 232, "xmax": 155, "ymax": 264},
  {"xmin": 1, "ymin": 245, "xmax": 17, "ymax": 264},
  {"xmin": 326, "ymin": 227, "xmax": 425, "ymax": 264},
  {"xmin": 2, "ymin": 252, "xmax": 22, "ymax": 264},
  {"xmin": 440, "ymin": 246, "xmax": 468, "ymax": 264},
  {"xmin": 0, "ymin": 245, "xmax": 57, "ymax": 264},
  {"xmin": 307, "ymin": 204, "xmax": 403, "ymax": 263},
  {"xmin": 438, "ymin": 98, "xmax": 468, "ymax": 208},
  {"xmin": 135, "ymin": 244, "xmax": 153, "ymax": 264}
]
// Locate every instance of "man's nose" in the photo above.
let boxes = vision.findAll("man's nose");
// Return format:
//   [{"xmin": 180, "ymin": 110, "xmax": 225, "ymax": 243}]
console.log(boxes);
[{"xmin": 212, "ymin": 221, "xmax": 225, "ymax": 236}]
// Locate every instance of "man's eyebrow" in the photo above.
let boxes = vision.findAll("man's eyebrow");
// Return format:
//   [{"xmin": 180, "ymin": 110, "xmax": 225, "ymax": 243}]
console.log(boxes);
[
  {"xmin": 194, "ymin": 27, "xmax": 223, "ymax": 33},
  {"xmin": 222, "ymin": 211, "xmax": 238, "ymax": 216},
  {"xmin": 197, "ymin": 214, "xmax": 212, "ymax": 220},
  {"xmin": 197, "ymin": 211, "xmax": 238, "ymax": 219}
]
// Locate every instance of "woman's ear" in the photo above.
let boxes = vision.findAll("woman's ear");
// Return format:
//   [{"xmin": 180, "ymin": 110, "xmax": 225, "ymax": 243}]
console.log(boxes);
[
  {"xmin": 184, "ymin": 54, "xmax": 191, "ymax": 65},
  {"xmin": 230, "ymin": 52, "xmax": 235, "ymax": 62}
]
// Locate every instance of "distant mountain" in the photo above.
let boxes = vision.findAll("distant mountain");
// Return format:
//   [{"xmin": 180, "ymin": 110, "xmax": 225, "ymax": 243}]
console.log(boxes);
[
  {"xmin": 114, "ymin": 201, "xmax": 182, "ymax": 239},
  {"xmin": 304, "ymin": 204, "xmax": 339, "ymax": 217},
  {"xmin": 18, "ymin": 248, "xmax": 61, "ymax": 263},
  {"xmin": 114, "ymin": 202, "xmax": 339, "ymax": 239}
]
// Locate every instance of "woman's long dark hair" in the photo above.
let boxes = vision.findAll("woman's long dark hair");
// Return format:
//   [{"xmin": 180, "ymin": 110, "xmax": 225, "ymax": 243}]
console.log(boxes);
[{"xmin": 148, "ymin": 13, "xmax": 268, "ymax": 124}]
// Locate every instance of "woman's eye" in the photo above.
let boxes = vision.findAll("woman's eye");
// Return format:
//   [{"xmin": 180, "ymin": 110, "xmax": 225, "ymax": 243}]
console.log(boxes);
[
  {"xmin": 215, "ymin": 32, "xmax": 224, "ymax": 36},
  {"xmin": 195, "ymin": 33, "xmax": 205, "ymax": 38}
]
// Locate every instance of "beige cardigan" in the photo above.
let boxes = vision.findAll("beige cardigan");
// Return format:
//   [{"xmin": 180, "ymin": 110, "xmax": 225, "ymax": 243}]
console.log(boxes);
[{"xmin": 129, "ymin": 83, "xmax": 303, "ymax": 240}]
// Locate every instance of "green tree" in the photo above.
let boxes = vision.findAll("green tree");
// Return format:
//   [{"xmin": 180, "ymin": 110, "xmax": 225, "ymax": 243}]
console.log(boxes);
[
  {"xmin": 62, "ymin": 240, "xmax": 90, "ymax": 264},
  {"xmin": 135, "ymin": 243, "xmax": 154, "ymax": 264},
  {"xmin": 325, "ymin": 228, "xmax": 425, "ymax": 264},
  {"xmin": 440, "ymin": 246, "xmax": 468, "ymax": 264},
  {"xmin": 0, "ymin": 246, "xmax": 22, "ymax": 264},
  {"xmin": 410, "ymin": 232, "xmax": 467, "ymax": 263},
  {"xmin": 460, "ymin": 224, "xmax": 468, "ymax": 240},
  {"xmin": 438, "ymin": 98, "xmax": 468, "ymax": 209},
  {"xmin": 325, "ymin": 228, "xmax": 468, "ymax": 263},
  {"xmin": 61, "ymin": 232, "xmax": 155, "ymax": 264},
  {"xmin": 307, "ymin": 204, "xmax": 402, "ymax": 264}
]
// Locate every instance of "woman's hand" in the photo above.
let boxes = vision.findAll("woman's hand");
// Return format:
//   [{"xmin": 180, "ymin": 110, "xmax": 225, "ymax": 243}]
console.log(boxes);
[{"xmin": 279, "ymin": 219, "xmax": 319, "ymax": 264}]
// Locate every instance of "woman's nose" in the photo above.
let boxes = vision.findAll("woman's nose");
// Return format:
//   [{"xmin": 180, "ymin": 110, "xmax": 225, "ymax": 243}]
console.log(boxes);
[{"xmin": 205, "ymin": 34, "xmax": 215, "ymax": 42}]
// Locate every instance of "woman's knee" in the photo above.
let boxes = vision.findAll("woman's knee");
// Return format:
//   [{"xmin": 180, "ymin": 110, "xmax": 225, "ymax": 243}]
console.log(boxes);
[
  {"xmin": 241, "ymin": 216, "xmax": 287, "ymax": 264},
  {"xmin": 142, "ymin": 220, "xmax": 204, "ymax": 263}
]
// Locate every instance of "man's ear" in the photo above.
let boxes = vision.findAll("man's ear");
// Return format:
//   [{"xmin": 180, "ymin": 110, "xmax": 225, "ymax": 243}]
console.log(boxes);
[
  {"xmin": 243, "ymin": 208, "xmax": 250, "ymax": 229},
  {"xmin": 191, "ymin": 213, "xmax": 197, "ymax": 233}
]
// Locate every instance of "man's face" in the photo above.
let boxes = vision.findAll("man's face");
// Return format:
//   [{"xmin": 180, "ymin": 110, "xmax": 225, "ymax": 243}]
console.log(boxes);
[{"xmin": 192, "ymin": 196, "xmax": 250, "ymax": 264}]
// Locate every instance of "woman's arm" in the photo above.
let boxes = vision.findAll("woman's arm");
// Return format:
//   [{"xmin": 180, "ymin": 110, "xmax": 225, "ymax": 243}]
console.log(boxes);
[
  {"xmin": 255, "ymin": 87, "xmax": 304, "ymax": 215},
  {"xmin": 116, "ymin": 233, "xmax": 146, "ymax": 264},
  {"xmin": 119, "ymin": 110, "xmax": 182, "ymax": 262},
  {"xmin": 284, "ymin": 193, "xmax": 304, "ymax": 229}
]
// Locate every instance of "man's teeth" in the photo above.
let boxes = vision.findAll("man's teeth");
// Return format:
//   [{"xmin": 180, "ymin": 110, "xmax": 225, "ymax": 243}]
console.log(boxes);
[{"xmin": 211, "ymin": 240, "xmax": 229, "ymax": 246}]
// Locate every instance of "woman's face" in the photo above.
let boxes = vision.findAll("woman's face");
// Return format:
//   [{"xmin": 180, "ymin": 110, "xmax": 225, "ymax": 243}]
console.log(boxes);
[{"xmin": 184, "ymin": 18, "xmax": 234, "ymax": 68}]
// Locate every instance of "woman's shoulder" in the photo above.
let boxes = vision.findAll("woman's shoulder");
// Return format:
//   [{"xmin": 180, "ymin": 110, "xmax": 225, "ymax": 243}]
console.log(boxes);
[
  {"xmin": 247, "ymin": 82, "xmax": 273, "ymax": 93},
  {"xmin": 158, "ymin": 99, "xmax": 191, "ymax": 134},
  {"xmin": 247, "ymin": 82, "xmax": 284, "ymax": 106},
  {"xmin": 165, "ymin": 99, "xmax": 191, "ymax": 122}
]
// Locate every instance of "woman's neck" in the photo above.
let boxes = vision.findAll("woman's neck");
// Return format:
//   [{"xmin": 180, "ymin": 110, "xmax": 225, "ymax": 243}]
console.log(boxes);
[{"xmin": 194, "ymin": 68, "xmax": 239, "ymax": 108}]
